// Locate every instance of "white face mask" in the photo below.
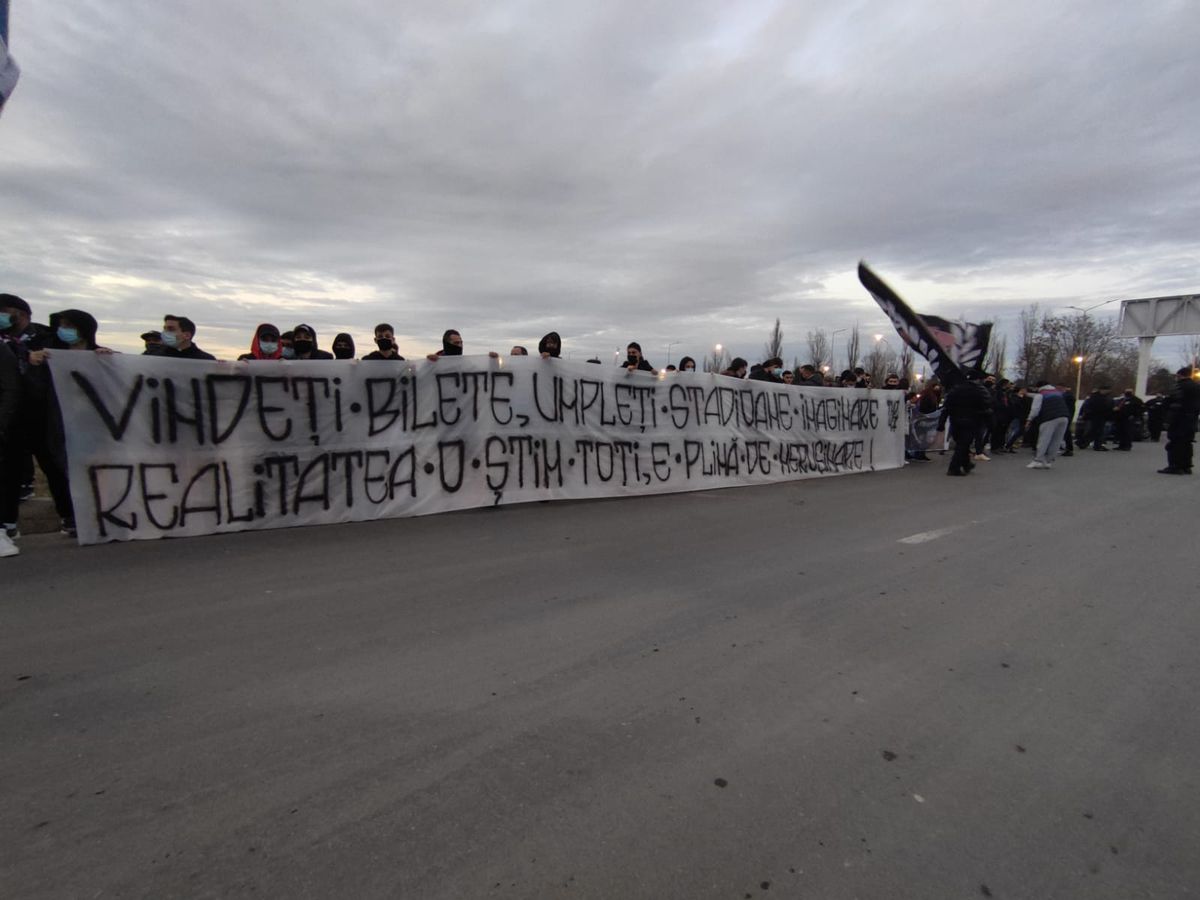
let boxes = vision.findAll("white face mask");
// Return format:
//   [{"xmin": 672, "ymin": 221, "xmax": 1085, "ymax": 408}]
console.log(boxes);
[
  {"xmin": 160, "ymin": 330, "xmax": 180, "ymax": 348},
  {"xmin": 259, "ymin": 341, "xmax": 279, "ymax": 355}
]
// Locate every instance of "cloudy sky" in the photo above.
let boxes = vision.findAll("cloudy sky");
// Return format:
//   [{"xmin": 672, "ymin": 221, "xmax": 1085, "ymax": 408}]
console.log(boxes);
[{"xmin": 3, "ymin": 0, "xmax": 1198, "ymax": 365}]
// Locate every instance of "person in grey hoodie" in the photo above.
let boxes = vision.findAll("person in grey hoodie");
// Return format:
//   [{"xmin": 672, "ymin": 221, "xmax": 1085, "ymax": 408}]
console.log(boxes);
[{"xmin": 1024, "ymin": 382, "xmax": 1070, "ymax": 469}]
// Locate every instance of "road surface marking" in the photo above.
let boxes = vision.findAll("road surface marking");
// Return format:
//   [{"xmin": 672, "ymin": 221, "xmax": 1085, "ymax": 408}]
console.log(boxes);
[{"xmin": 898, "ymin": 525, "xmax": 964, "ymax": 544}]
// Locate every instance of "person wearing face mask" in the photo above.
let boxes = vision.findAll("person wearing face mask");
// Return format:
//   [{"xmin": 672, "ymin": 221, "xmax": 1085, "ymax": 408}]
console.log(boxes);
[
  {"xmin": 721, "ymin": 357, "xmax": 749, "ymax": 379},
  {"xmin": 140, "ymin": 330, "xmax": 164, "ymax": 355},
  {"xmin": 621, "ymin": 342, "xmax": 654, "ymax": 373},
  {"xmin": 331, "ymin": 333, "xmax": 356, "ymax": 360},
  {"xmin": 0, "ymin": 293, "xmax": 51, "ymax": 364},
  {"xmin": 17, "ymin": 309, "xmax": 105, "ymax": 537},
  {"xmin": 279, "ymin": 331, "xmax": 296, "ymax": 360},
  {"xmin": 1, "ymin": 294, "xmax": 52, "ymax": 512},
  {"xmin": 237, "ymin": 324, "xmax": 283, "ymax": 361},
  {"xmin": 749, "ymin": 357, "xmax": 784, "ymax": 383},
  {"xmin": 290, "ymin": 324, "xmax": 333, "ymax": 360},
  {"xmin": 426, "ymin": 329, "xmax": 498, "ymax": 361},
  {"xmin": 677, "ymin": 356, "xmax": 697, "ymax": 373},
  {"xmin": 160, "ymin": 314, "xmax": 216, "ymax": 361},
  {"xmin": 538, "ymin": 331, "xmax": 562, "ymax": 359},
  {"xmin": 363, "ymin": 323, "xmax": 405, "ymax": 361}
]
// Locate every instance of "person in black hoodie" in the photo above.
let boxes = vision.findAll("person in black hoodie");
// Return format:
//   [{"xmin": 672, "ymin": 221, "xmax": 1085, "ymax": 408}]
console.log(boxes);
[
  {"xmin": 1159, "ymin": 368, "xmax": 1200, "ymax": 474},
  {"xmin": 331, "ymin": 333, "xmax": 356, "ymax": 360},
  {"xmin": 1145, "ymin": 393, "xmax": 1166, "ymax": 442},
  {"xmin": 25, "ymin": 309, "xmax": 105, "ymax": 535},
  {"xmin": 1112, "ymin": 388, "xmax": 1145, "ymax": 450},
  {"xmin": 937, "ymin": 370, "xmax": 992, "ymax": 476},
  {"xmin": 622, "ymin": 342, "xmax": 655, "ymax": 373},
  {"xmin": 1077, "ymin": 387, "xmax": 1114, "ymax": 450},
  {"xmin": 291, "ymin": 323, "xmax": 333, "ymax": 360},
  {"xmin": 538, "ymin": 332, "xmax": 562, "ymax": 359},
  {"xmin": 749, "ymin": 357, "xmax": 784, "ymax": 383},
  {"xmin": 426, "ymin": 329, "xmax": 499, "ymax": 361}
]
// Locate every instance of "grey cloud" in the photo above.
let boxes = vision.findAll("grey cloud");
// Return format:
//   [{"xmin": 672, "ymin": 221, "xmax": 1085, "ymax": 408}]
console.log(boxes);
[{"xmin": 2, "ymin": 0, "xmax": 1198, "ymax": 363}]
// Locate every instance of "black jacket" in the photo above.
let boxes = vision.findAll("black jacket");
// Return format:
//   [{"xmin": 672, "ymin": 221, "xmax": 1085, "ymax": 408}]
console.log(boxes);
[
  {"xmin": 1164, "ymin": 379, "xmax": 1200, "ymax": 429},
  {"xmin": 162, "ymin": 343, "xmax": 217, "ymax": 361},
  {"xmin": 938, "ymin": 381, "xmax": 992, "ymax": 429},
  {"xmin": 1079, "ymin": 392, "xmax": 1113, "ymax": 421},
  {"xmin": 0, "ymin": 341, "xmax": 20, "ymax": 440}
]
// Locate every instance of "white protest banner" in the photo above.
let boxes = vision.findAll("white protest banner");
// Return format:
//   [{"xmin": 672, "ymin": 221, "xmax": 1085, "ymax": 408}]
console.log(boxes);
[{"xmin": 49, "ymin": 353, "xmax": 906, "ymax": 544}]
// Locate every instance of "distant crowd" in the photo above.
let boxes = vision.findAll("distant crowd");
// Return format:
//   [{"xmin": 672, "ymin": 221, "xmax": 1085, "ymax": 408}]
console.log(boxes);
[{"xmin": 1, "ymin": 293, "xmax": 1197, "ymax": 556}]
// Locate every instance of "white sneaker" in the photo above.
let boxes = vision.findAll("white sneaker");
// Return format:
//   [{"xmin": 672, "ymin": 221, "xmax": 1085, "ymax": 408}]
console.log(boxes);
[
  {"xmin": 1026, "ymin": 460, "xmax": 1047, "ymax": 469},
  {"xmin": 974, "ymin": 453, "xmax": 991, "ymax": 461},
  {"xmin": 0, "ymin": 532, "xmax": 19, "ymax": 558}
]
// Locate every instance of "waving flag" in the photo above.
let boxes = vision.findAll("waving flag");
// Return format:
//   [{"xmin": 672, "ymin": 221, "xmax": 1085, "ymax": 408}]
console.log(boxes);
[
  {"xmin": 1, "ymin": 1, "xmax": 19, "ymax": 117},
  {"xmin": 918, "ymin": 314, "xmax": 993, "ymax": 371},
  {"xmin": 858, "ymin": 262, "xmax": 965, "ymax": 386}
]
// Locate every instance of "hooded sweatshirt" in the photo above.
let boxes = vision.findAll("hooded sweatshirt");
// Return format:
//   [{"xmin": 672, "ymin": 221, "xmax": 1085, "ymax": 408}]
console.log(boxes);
[
  {"xmin": 49, "ymin": 309, "xmax": 100, "ymax": 350},
  {"xmin": 440, "ymin": 329, "xmax": 463, "ymax": 356},
  {"xmin": 538, "ymin": 331, "xmax": 562, "ymax": 358},
  {"xmin": 238, "ymin": 323, "xmax": 283, "ymax": 361},
  {"xmin": 292, "ymin": 324, "xmax": 334, "ymax": 360},
  {"xmin": 332, "ymin": 333, "xmax": 356, "ymax": 360}
]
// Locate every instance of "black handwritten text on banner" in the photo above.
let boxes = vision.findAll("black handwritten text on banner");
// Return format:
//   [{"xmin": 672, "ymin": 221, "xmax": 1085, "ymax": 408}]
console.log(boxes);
[{"xmin": 49, "ymin": 354, "xmax": 906, "ymax": 544}]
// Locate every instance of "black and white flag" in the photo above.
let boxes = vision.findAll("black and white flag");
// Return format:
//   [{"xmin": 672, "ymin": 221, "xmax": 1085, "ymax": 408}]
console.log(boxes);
[
  {"xmin": 857, "ymin": 262, "xmax": 965, "ymax": 386},
  {"xmin": 0, "ymin": 37, "xmax": 18, "ymax": 116},
  {"xmin": 918, "ymin": 314, "xmax": 993, "ymax": 371}
]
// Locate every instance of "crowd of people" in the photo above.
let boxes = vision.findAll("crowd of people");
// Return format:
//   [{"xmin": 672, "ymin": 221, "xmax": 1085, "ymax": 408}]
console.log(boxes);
[
  {"xmin": 910, "ymin": 368, "xmax": 1199, "ymax": 479},
  {"xmin": 2, "ymin": 292, "xmax": 1197, "ymax": 557}
]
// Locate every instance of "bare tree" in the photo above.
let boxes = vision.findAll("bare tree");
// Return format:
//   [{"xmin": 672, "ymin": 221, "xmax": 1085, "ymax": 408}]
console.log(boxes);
[
  {"xmin": 1180, "ymin": 335, "xmax": 1200, "ymax": 369},
  {"xmin": 1015, "ymin": 303, "xmax": 1141, "ymax": 392},
  {"xmin": 844, "ymin": 325, "xmax": 861, "ymax": 371},
  {"xmin": 863, "ymin": 343, "xmax": 898, "ymax": 386},
  {"xmin": 805, "ymin": 328, "xmax": 831, "ymax": 369},
  {"xmin": 703, "ymin": 348, "xmax": 730, "ymax": 373},
  {"xmin": 1016, "ymin": 304, "xmax": 1042, "ymax": 383},
  {"xmin": 764, "ymin": 318, "xmax": 784, "ymax": 361}
]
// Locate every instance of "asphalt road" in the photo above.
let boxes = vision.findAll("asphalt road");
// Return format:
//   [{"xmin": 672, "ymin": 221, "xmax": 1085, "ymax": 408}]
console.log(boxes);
[{"xmin": 2, "ymin": 443, "xmax": 1197, "ymax": 899}]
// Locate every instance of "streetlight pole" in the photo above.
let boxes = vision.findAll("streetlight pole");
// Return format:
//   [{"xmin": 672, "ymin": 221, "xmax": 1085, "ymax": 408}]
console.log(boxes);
[
  {"xmin": 830, "ymin": 328, "xmax": 847, "ymax": 372},
  {"xmin": 665, "ymin": 341, "xmax": 679, "ymax": 366},
  {"xmin": 1073, "ymin": 355, "xmax": 1084, "ymax": 399}
]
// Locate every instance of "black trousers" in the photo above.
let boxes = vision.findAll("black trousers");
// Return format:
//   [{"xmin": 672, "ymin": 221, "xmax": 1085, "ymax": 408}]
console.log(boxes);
[
  {"xmin": 1115, "ymin": 417, "xmax": 1135, "ymax": 450},
  {"xmin": 2, "ymin": 413, "xmax": 74, "ymax": 522},
  {"xmin": 0, "ymin": 438, "xmax": 19, "ymax": 525},
  {"xmin": 1165, "ymin": 423, "xmax": 1196, "ymax": 471},
  {"xmin": 949, "ymin": 422, "xmax": 975, "ymax": 473}
]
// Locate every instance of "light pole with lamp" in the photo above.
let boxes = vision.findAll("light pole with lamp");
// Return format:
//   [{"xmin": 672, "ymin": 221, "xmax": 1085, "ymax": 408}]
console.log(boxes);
[
  {"xmin": 665, "ymin": 341, "xmax": 680, "ymax": 366},
  {"xmin": 830, "ymin": 328, "xmax": 847, "ymax": 372},
  {"xmin": 1073, "ymin": 355, "xmax": 1084, "ymax": 398}
]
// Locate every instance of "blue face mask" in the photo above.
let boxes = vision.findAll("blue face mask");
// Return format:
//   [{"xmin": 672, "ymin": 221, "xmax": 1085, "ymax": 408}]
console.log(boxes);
[
  {"xmin": 160, "ymin": 330, "xmax": 180, "ymax": 348},
  {"xmin": 57, "ymin": 326, "xmax": 81, "ymax": 345},
  {"xmin": 259, "ymin": 341, "xmax": 279, "ymax": 356},
  {"xmin": 281, "ymin": 346, "xmax": 296, "ymax": 360},
  {"xmin": 0, "ymin": 313, "xmax": 12, "ymax": 330}
]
